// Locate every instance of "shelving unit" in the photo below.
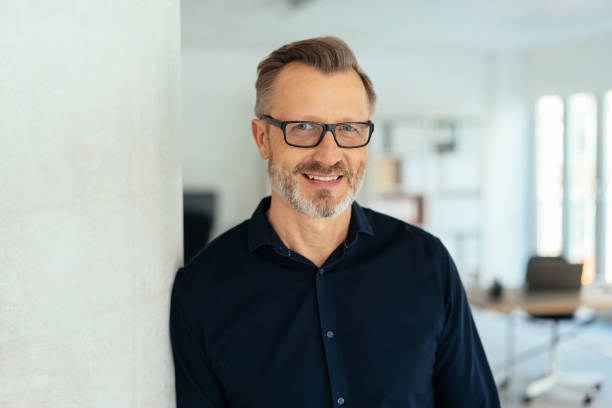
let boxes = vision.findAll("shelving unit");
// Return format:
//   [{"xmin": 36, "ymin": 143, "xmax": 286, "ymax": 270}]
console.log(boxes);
[{"xmin": 366, "ymin": 116, "xmax": 484, "ymax": 286}]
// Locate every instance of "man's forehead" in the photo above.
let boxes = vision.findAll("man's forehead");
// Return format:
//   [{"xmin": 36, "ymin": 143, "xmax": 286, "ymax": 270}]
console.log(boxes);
[{"xmin": 270, "ymin": 62, "xmax": 370, "ymax": 119}]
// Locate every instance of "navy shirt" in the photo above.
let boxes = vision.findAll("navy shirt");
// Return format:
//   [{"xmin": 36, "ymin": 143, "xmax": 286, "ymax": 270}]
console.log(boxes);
[{"xmin": 170, "ymin": 196, "xmax": 500, "ymax": 407}]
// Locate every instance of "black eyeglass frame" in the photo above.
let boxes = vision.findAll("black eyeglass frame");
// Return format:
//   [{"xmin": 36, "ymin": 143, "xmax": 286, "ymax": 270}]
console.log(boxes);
[{"xmin": 261, "ymin": 115, "xmax": 374, "ymax": 148}]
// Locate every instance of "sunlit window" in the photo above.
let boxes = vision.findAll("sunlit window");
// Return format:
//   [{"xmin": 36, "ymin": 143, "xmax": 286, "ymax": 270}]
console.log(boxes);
[
  {"xmin": 606, "ymin": 91, "xmax": 612, "ymax": 284},
  {"xmin": 536, "ymin": 96, "xmax": 564, "ymax": 257},
  {"xmin": 567, "ymin": 93, "xmax": 597, "ymax": 285}
]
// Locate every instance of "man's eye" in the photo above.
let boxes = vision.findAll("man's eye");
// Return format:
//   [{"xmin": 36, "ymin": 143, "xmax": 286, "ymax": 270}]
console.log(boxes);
[
  {"xmin": 296, "ymin": 123, "xmax": 309, "ymax": 130},
  {"xmin": 340, "ymin": 124, "xmax": 355, "ymax": 132}
]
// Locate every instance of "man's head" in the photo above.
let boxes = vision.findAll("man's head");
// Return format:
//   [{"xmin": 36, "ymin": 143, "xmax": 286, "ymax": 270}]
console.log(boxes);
[{"xmin": 251, "ymin": 36, "xmax": 376, "ymax": 218}]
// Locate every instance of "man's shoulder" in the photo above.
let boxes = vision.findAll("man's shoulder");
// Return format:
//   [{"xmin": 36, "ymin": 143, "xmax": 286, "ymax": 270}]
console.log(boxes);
[
  {"xmin": 360, "ymin": 204, "xmax": 444, "ymax": 252},
  {"xmin": 173, "ymin": 220, "xmax": 249, "ymax": 294},
  {"xmin": 185, "ymin": 219, "xmax": 250, "ymax": 268},
  {"xmin": 359, "ymin": 205, "xmax": 455, "ymax": 301}
]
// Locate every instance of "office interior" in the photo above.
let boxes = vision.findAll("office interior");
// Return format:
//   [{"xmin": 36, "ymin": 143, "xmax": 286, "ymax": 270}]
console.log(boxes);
[
  {"xmin": 180, "ymin": 1, "xmax": 612, "ymax": 407},
  {"xmin": 2, "ymin": 1, "xmax": 612, "ymax": 407}
]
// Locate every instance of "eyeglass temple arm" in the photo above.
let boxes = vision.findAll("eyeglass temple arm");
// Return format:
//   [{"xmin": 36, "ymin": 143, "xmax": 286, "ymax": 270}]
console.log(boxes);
[{"xmin": 262, "ymin": 115, "xmax": 283, "ymax": 128}]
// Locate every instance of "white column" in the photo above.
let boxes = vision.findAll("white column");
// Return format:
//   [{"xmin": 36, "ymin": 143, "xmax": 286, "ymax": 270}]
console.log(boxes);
[
  {"xmin": 0, "ymin": 1, "xmax": 182, "ymax": 407},
  {"xmin": 482, "ymin": 53, "xmax": 530, "ymax": 287}
]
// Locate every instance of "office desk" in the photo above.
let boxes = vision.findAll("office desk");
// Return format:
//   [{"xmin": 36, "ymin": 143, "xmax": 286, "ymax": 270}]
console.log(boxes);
[
  {"xmin": 466, "ymin": 285, "xmax": 612, "ymax": 391},
  {"xmin": 467, "ymin": 285, "xmax": 612, "ymax": 315}
]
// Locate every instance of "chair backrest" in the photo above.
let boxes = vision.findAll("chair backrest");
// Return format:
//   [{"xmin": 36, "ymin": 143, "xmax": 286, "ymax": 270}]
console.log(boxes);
[
  {"xmin": 525, "ymin": 256, "xmax": 583, "ymax": 293},
  {"xmin": 525, "ymin": 256, "xmax": 583, "ymax": 318}
]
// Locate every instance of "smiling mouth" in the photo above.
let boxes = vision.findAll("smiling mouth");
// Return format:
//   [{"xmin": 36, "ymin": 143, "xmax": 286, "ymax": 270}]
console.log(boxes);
[{"xmin": 303, "ymin": 173, "xmax": 343, "ymax": 182}]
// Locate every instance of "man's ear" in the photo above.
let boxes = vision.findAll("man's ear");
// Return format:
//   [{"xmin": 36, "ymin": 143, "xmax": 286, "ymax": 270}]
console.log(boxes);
[{"xmin": 251, "ymin": 119, "xmax": 270, "ymax": 160}]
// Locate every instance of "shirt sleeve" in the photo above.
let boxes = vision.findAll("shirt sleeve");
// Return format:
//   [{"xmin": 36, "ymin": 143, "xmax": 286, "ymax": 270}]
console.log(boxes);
[
  {"xmin": 432, "ymin": 244, "xmax": 500, "ymax": 408},
  {"xmin": 169, "ymin": 267, "xmax": 228, "ymax": 407}
]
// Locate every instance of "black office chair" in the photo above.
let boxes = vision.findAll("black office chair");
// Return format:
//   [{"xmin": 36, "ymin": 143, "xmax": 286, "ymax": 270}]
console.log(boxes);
[{"xmin": 522, "ymin": 256, "xmax": 603, "ymax": 405}]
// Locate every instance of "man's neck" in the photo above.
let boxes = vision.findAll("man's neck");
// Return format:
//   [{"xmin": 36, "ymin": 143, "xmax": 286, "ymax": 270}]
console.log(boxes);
[{"xmin": 265, "ymin": 193, "xmax": 352, "ymax": 268}]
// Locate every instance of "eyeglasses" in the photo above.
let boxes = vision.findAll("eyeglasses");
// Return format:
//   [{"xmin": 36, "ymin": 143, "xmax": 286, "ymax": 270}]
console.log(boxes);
[{"xmin": 262, "ymin": 115, "xmax": 374, "ymax": 148}]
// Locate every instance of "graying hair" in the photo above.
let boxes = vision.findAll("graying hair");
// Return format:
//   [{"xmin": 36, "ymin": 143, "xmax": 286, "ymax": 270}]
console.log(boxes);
[{"xmin": 254, "ymin": 36, "xmax": 376, "ymax": 118}]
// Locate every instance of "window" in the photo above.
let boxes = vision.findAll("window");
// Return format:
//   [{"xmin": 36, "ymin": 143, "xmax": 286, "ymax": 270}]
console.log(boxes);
[
  {"xmin": 606, "ymin": 91, "xmax": 612, "ymax": 284},
  {"xmin": 567, "ymin": 93, "xmax": 597, "ymax": 284},
  {"xmin": 535, "ymin": 96, "xmax": 564, "ymax": 256},
  {"xmin": 534, "ymin": 92, "xmax": 610, "ymax": 285}
]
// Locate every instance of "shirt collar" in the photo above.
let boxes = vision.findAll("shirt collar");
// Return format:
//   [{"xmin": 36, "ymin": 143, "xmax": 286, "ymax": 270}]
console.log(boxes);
[{"xmin": 247, "ymin": 196, "xmax": 374, "ymax": 253}]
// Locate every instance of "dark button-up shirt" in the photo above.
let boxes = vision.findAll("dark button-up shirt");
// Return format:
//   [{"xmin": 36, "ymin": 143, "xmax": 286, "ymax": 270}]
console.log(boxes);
[{"xmin": 170, "ymin": 196, "xmax": 500, "ymax": 407}]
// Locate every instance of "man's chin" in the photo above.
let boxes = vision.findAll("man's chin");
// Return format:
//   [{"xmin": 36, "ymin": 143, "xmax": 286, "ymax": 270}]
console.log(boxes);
[
  {"xmin": 302, "ymin": 192, "xmax": 341, "ymax": 209},
  {"xmin": 298, "ymin": 193, "xmax": 352, "ymax": 218}
]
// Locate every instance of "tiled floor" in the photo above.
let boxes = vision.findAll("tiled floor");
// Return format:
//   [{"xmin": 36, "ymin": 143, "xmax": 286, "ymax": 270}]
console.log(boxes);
[{"xmin": 473, "ymin": 309, "xmax": 612, "ymax": 408}]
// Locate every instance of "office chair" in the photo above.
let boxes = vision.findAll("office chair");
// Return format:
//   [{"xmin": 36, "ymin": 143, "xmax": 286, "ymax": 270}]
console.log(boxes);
[{"xmin": 522, "ymin": 256, "xmax": 603, "ymax": 405}]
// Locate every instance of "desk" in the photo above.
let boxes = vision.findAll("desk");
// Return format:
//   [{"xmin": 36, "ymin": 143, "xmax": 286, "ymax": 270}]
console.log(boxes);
[
  {"xmin": 467, "ymin": 285, "xmax": 612, "ymax": 315},
  {"xmin": 466, "ymin": 285, "xmax": 612, "ymax": 391}
]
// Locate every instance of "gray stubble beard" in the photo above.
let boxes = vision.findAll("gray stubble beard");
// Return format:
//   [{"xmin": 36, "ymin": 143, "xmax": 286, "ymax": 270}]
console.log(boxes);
[{"xmin": 267, "ymin": 153, "xmax": 365, "ymax": 218}]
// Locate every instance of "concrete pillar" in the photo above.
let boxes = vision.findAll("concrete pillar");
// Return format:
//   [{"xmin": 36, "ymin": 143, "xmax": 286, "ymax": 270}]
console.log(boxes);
[{"xmin": 0, "ymin": 1, "xmax": 182, "ymax": 407}]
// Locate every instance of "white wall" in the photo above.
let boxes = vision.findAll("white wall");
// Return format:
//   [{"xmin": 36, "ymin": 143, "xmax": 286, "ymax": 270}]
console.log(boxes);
[
  {"xmin": 482, "ymin": 53, "xmax": 531, "ymax": 287},
  {"xmin": 524, "ymin": 32, "xmax": 612, "ymax": 98},
  {"xmin": 0, "ymin": 2, "xmax": 182, "ymax": 407},
  {"xmin": 361, "ymin": 50, "xmax": 490, "ymax": 118},
  {"xmin": 182, "ymin": 47, "xmax": 267, "ymax": 237}
]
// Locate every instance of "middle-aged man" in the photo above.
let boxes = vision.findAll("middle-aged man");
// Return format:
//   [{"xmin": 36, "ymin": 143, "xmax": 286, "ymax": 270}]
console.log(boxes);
[{"xmin": 170, "ymin": 36, "xmax": 500, "ymax": 408}]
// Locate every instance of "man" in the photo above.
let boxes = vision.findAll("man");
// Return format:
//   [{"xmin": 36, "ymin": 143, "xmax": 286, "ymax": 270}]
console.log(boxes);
[{"xmin": 170, "ymin": 36, "xmax": 500, "ymax": 407}]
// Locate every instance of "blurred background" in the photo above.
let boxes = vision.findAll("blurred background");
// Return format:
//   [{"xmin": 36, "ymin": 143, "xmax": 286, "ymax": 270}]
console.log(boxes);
[
  {"xmin": 181, "ymin": 0, "xmax": 611, "ymax": 289},
  {"xmin": 180, "ymin": 1, "xmax": 612, "ymax": 406},
  {"xmin": 2, "ymin": 1, "xmax": 612, "ymax": 407}
]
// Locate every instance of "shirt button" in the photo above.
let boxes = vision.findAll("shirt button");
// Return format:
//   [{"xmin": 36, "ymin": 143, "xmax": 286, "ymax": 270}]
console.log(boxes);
[
  {"xmin": 326, "ymin": 330, "xmax": 334, "ymax": 338},
  {"xmin": 318, "ymin": 268, "xmax": 325, "ymax": 276},
  {"xmin": 337, "ymin": 397, "xmax": 345, "ymax": 405}
]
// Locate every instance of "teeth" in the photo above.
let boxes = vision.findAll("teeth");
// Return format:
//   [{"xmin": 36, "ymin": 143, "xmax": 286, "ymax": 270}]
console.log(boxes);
[{"xmin": 307, "ymin": 174, "xmax": 340, "ymax": 181}]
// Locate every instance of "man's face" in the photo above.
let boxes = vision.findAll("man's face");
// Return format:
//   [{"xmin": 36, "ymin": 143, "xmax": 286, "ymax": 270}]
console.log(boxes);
[{"xmin": 254, "ymin": 62, "xmax": 370, "ymax": 218}]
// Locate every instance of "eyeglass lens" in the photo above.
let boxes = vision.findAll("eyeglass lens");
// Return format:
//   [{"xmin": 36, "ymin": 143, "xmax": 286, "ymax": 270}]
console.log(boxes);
[{"xmin": 285, "ymin": 122, "xmax": 370, "ymax": 147}]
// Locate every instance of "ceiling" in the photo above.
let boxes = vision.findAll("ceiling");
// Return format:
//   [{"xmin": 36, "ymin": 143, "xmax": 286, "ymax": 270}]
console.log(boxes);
[{"xmin": 181, "ymin": 0, "xmax": 612, "ymax": 52}]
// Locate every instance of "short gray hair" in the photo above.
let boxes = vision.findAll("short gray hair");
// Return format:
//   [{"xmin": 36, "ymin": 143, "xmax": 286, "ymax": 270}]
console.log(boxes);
[{"xmin": 254, "ymin": 36, "xmax": 376, "ymax": 118}]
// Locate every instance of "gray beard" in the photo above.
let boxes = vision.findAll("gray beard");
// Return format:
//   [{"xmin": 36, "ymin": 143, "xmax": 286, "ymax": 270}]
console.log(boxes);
[{"xmin": 267, "ymin": 156, "xmax": 365, "ymax": 218}]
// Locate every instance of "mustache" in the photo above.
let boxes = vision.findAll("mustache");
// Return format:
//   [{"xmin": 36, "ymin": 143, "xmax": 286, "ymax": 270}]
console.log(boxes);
[{"xmin": 293, "ymin": 161, "xmax": 351, "ymax": 176}]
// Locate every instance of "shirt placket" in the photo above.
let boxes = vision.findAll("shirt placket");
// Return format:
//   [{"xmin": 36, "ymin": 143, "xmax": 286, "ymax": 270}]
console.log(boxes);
[
  {"xmin": 272, "ymin": 237, "xmax": 351, "ymax": 407},
  {"xmin": 315, "ymin": 265, "xmax": 349, "ymax": 407}
]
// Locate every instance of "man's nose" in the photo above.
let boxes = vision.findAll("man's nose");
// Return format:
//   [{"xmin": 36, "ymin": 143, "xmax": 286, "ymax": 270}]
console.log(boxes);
[{"xmin": 312, "ymin": 129, "xmax": 343, "ymax": 165}]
